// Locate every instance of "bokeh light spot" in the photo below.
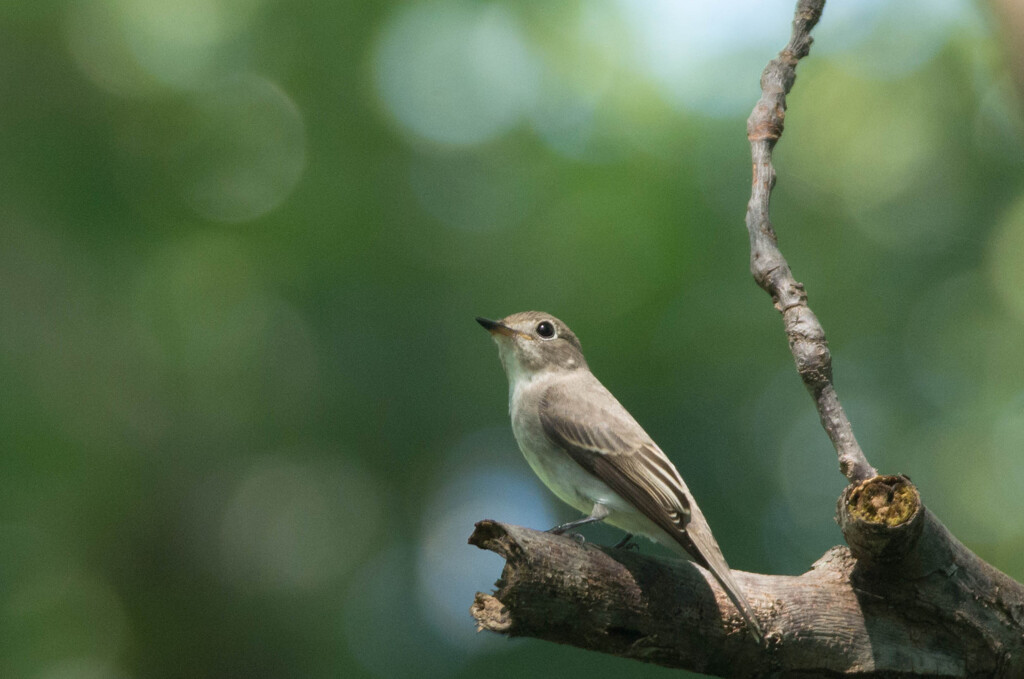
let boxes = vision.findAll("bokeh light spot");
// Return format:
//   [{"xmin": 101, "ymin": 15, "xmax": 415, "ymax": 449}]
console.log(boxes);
[
  {"xmin": 37, "ymin": 658, "xmax": 128, "ymax": 679},
  {"xmin": 65, "ymin": 1, "xmax": 157, "ymax": 96},
  {"xmin": 615, "ymin": 0, "xmax": 793, "ymax": 116},
  {"xmin": 416, "ymin": 428, "xmax": 556, "ymax": 651},
  {"xmin": 784, "ymin": 68, "xmax": 940, "ymax": 246},
  {"xmin": 524, "ymin": 3, "xmax": 620, "ymax": 158},
  {"xmin": 5, "ymin": 567, "xmax": 129, "ymax": 677},
  {"xmin": 130, "ymin": 232, "xmax": 319, "ymax": 436},
  {"xmin": 373, "ymin": 1, "xmax": 540, "ymax": 146},
  {"xmin": 118, "ymin": 0, "xmax": 231, "ymax": 87},
  {"xmin": 182, "ymin": 75, "xmax": 306, "ymax": 223},
  {"xmin": 65, "ymin": 0, "xmax": 268, "ymax": 93},
  {"xmin": 220, "ymin": 456, "xmax": 383, "ymax": 590},
  {"xmin": 816, "ymin": 0, "xmax": 979, "ymax": 80}
]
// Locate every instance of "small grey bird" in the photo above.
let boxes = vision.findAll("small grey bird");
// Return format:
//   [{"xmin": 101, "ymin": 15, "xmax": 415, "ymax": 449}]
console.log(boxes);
[{"xmin": 478, "ymin": 311, "xmax": 763, "ymax": 643}]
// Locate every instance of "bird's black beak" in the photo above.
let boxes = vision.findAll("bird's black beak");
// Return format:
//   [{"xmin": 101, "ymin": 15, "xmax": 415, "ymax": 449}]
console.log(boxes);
[{"xmin": 476, "ymin": 316, "xmax": 515, "ymax": 338}]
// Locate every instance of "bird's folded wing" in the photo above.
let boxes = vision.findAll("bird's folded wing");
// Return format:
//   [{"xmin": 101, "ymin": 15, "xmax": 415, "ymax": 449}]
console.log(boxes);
[
  {"xmin": 538, "ymin": 381, "xmax": 699, "ymax": 554},
  {"xmin": 539, "ymin": 381, "xmax": 763, "ymax": 642}
]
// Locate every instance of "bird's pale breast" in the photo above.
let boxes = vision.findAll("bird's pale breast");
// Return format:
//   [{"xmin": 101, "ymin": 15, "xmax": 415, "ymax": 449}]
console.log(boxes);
[{"xmin": 509, "ymin": 371, "xmax": 668, "ymax": 543}]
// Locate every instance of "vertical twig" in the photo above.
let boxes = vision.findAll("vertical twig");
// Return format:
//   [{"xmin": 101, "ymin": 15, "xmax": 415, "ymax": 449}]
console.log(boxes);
[{"xmin": 744, "ymin": 0, "xmax": 877, "ymax": 483}]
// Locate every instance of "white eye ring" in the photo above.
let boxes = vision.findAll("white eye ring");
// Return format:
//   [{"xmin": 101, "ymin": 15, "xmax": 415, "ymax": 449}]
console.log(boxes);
[{"xmin": 536, "ymin": 320, "xmax": 557, "ymax": 340}]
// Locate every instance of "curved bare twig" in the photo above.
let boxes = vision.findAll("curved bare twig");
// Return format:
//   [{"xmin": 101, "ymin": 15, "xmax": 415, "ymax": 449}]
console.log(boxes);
[{"xmin": 744, "ymin": 0, "xmax": 877, "ymax": 483}]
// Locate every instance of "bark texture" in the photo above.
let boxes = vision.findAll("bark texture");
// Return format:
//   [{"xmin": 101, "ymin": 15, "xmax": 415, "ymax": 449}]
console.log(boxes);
[{"xmin": 470, "ymin": 477, "xmax": 1024, "ymax": 676}]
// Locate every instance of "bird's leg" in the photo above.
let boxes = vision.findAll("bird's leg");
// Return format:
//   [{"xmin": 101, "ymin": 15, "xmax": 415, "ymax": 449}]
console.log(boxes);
[
  {"xmin": 546, "ymin": 503, "xmax": 609, "ymax": 538},
  {"xmin": 612, "ymin": 533, "xmax": 636, "ymax": 550}
]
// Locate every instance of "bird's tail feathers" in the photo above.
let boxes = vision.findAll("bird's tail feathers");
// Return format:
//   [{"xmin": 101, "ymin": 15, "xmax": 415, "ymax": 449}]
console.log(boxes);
[
  {"xmin": 675, "ymin": 521, "xmax": 764, "ymax": 645},
  {"xmin": 706, "ymin": 556, "xmax": 764, "ymax": 645}
]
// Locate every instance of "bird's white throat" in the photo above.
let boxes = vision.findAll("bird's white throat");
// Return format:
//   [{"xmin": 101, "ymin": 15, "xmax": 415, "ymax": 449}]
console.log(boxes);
[{"xmin": 498, "ymin": 345, "xmax": 547, "ymax": 417}]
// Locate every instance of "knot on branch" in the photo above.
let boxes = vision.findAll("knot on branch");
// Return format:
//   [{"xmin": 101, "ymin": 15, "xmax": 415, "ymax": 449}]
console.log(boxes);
[
  {"xmin": 794, "ymin": 0, "xmax": 825, "ymax": 36},
  {"xmin": 784, "ymin": 306, "xmax": 834, "ymax": 388},
  {"xmin": 836, "ymin": 475, "xmax": 924, "ymax": 565},
  {"xmin": 747, "ymin": 99, "xmax": 785, "ymax": 143},
  {"xmin": 776, "ymin": 279, "xmax": 809, "ymax": 313}
]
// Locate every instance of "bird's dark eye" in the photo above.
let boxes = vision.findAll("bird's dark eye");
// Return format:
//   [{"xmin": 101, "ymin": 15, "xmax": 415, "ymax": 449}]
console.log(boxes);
[{"xmin": 536, "ymin": 321, "xmax": 556, "ymax": 339}]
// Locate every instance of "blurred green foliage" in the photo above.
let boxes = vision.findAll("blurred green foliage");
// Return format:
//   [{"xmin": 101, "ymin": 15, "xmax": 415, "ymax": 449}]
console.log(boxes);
[{"xmin": 2, "ymin": 1, "xmax": 1023, "ymax": 678}]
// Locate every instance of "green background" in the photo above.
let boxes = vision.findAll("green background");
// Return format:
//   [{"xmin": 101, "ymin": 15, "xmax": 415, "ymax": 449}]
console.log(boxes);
[{"xmin": 3, "ymin": 1, "xmax": 1023, "ymax": 677}]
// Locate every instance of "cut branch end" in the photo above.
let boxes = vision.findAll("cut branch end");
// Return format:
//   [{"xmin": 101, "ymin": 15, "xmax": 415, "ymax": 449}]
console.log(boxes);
[{"xmin": 837, "ymin": 475, "xmax": 924, "ymax": 564}]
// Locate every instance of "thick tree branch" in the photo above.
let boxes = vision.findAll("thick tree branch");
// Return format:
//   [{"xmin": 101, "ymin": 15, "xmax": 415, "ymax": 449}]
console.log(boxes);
[
  {"xmin": 470, "ymin": 481, "xmax": 1024, "ymax": 676},
  {"xmin": 744, "ymin": 0, "xmax": 876, "ymax": 484}
]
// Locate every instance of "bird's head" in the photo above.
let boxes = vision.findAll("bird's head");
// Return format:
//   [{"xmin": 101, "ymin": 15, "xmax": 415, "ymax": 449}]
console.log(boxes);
[{"xmin": 476, "ymin": 311, "xmax": 588, "ymax": 380}]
